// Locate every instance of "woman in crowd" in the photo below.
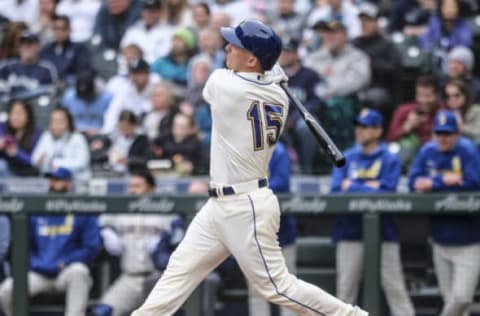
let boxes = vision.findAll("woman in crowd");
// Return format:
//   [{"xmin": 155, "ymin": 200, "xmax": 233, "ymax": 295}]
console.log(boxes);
[{"xmin": 0, "ymin": 100, "xmax": 42, "ymax": 176}]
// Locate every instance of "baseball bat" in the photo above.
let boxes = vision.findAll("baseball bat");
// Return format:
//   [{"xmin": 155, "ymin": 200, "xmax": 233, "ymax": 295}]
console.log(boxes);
[{"xmin": 280, "ymin": 82, "xmax": 346, "ymax": 167}]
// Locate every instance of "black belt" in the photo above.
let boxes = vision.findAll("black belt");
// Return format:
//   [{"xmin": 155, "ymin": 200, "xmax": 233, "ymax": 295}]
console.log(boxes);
[{"xmin": 208, "ymin": 178, "xmax": 268, "ymax": 197}]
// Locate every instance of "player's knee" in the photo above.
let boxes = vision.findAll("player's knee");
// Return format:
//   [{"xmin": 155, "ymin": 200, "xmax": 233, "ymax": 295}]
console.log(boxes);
[
  {"xmin": 64, "ymin": 262, "xmax": 90, "ymax": 280},
  {"xmin": 448, "ymin": 296, "xmax": 472, "ymax": 312},
  {"xmin": 89, "ymin": 303, "xmax": 113, "ymax": 316}
]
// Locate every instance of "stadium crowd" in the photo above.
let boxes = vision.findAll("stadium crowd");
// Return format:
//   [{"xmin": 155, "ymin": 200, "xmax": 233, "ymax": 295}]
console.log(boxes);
[{"xmin": 0, "ymin": 0, "xmax": 480, "ymax": 315}]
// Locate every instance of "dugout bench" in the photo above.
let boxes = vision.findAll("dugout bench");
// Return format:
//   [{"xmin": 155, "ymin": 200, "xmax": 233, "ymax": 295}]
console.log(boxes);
[{"xmin": 3, "ymin": 192, "xmax": 480, "ymax": 316}]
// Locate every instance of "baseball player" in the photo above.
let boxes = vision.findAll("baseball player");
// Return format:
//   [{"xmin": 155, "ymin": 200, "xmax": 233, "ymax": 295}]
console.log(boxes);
[
  {"xmin": 132, "ymin": 20, "xmax": 368, "ymax": 316},
  {"xmin": 330, "ymin": 109, "xmax": 414, "ymax": 316},
  {"xmin": 409, "ymin": 110, "xmax": 480, "ymax": 316}
]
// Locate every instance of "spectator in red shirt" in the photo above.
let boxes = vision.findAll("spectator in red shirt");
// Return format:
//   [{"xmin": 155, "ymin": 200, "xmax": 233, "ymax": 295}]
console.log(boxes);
[{"xmin": 388, "ymin": 75, "xmax": 441, "ymax": 166}]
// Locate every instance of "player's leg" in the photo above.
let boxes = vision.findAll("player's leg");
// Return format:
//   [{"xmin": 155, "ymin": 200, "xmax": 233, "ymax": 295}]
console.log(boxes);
[
  {"xmin": 380, "ymin": 242, "xmax": 415, "ymax": 316},
  {"xmin": 432, "ymin": 243, "xmax": 454, "ymax": 314},
  {"xmin": 0, "ymin": 271, "xmax": 54, "ymax": 316},
  {"xmin": 100, "ymin": 274, "xmax": 145, "ymax": 316},
  {"xmin": 279, "ymin": 243, "xmax": 297, "ymax": 316},
  {"xmin": 132, "ymin": 200, "xmax": 230, "ymax": 316},
  {"xmin": 336, "ymin": 241, "xmax": 363, "ymax": 304},
  {"xmin": 54, "ymin": 262, "xmax": 92, "ymax": 316},
  {"xmin": 441, "ymin": 244, "xmax": 480, "ymax": 316},
  {"xmin": 220, "ymin": 188, "xmax": 367, "ymax": 316}
]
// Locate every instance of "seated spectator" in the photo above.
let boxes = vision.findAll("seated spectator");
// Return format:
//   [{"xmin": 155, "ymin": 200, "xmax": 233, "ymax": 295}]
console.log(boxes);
[
  {"xmin": 268, "ymin": 0, "xmax": 306, "ymax": 42},
  {"xmin": 151, "ymin": 27, "xmax": 196, "ymax": 87},
  {"xmin": 278, "ymin": 37, "xmax": 325, "ymax": 173},
  {"xmin": 305, "ymin": 19, "xmax": 370, "ymax": 100},
  {"xmin": 0, "ymin": 31, "xmax": 58, "ymax": 99},
  {"xmin": 192, "ymin": 3, "xmax": 211, "ymax": 31},
  {"xmin": 56, "ymin": 0, "xmax": 102, "ymax": 43},
  {"xmin": 0, "ymin": 99, "xmax": 42, "ymax": 176},
  {"xmin": 93, "ymin": 0, "xmax": 142, "ymax": 50},
  {"xmin": 420, "ymin": 0, "xmax": 472, "ymax": 72},
  {"xmin": 120, "ymin": 0, "xmax": 174, "ymax": 63},
  {"xmin": 97, "ymin": 110, "xmax": 150, "ymax": 174},
  {"xmin": 102, "ymin": 58, "xmax": 159, "ymax": 134},
  {"xmin": 387, "ymin": 75, "xmax": 441, "ymax": 166},
  {"xmin": 388, "ymin": 0, "xmax": 435, "ymax": 36},
  {"xmin": 331, "ymin": 109, "xmax": 414, "ymax": 316},
  {"xmin": 0, "ymin": 215, "xmax": 9, "ymax": 281},
  {"xmin": 164, "ymin": 0, "xmax": 194, "ymax": 27},
  {"xmin": 306, "ymin": 0, "xmax": 361, "ymax": 39},
  {"xmin": 106, "ymin": 43, "xmax": 144, "ymax": 92},
  {"xmin": 90, "ymin": 171, "xmax": 184, "ymax": 316},
  {"xmin": 153, "ymin": 113, "xmax": 207, "ymax": 175},
  {"xmin": 0, "ymin": 0, "xmax": 39, "ymax": 30},
  {"xmin": 62, "ymin": 70, "xmax": 113, "ymax": 135},
  {"xmin": 194, "ymin": 28, "xmax": 225, "ymax": 71},
  {"xmin": 443, "ymin": 79, "xmax": 480, "ymax": 144},
  {"xmin": 31, "ymin": 107, "xmax": 91, "ymax": 180},
  {"xmin": 31, "ymin": 0, "xmax": 57, "ymax": 44},
  {"xmin": 0, "ymin": 167, "xmax": 101, "ymax": 316},
  {"xmin": 353, "ymin": 2, "xmax": 402, "ymax": 113},
  {"xmin": 143, "ymin": 82, "xmax": 179, "ymax": 140},
  {"xmin": 442, "ymin": 46, "xmax": 480, "ymax": 102},
  {"xmin": 409, "ymin": 109, "xmax": 480, "ymax": 316},
  {"xmin": 41, "ymin": 15, "xmax": 93, "ymax": 86}
]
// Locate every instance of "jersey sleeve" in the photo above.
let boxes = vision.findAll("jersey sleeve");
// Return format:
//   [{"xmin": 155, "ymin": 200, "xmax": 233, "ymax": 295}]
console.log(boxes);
[{"xmin": 202, "ymin": 69, "xmax": 224, "ymax": 105}]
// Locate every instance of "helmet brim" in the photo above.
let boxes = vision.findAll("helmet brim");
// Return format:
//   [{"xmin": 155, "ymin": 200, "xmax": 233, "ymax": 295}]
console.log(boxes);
[{"xmin": 221, "ymin": 27, "xmax": 245, "ymax": 49}]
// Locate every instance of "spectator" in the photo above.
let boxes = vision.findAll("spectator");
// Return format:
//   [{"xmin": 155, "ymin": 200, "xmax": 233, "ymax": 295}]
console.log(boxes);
[
  {"xmin": 387, "ymin": 75, "xmax": 441, "ymax": 165},
  {"xmin": 442, "ymin": 46, "xmax": 480, "ymax": 102},
  {"xmin": 353, "ymin": 2, "xmax": 402, "ymax": 112},
  {"xmin": 104, "ymin": 110, "xmax": 151, "ymax": 174},
  {"xmin": 192, "ymin": 3, "xmax": 211, "ymax": 31},
  {"xmin": 120, "ymin": 0, "xmax": 175, "ymax": 64},
  {"xmin": 143, "ymin": 81, "xmax": 179, "ymax": 140},
  {"xmin": 0, "ymin": 31, "xmax": 58, "ymax": 98},
  {"xmin": 102, "ymin": 58, "xmax": 159, "ymax": 134},
  {"xmin": 93, "ymin": 0, "xmax": 142, "ymax": 50},
  {"xmin": 31, "ymin": 0, "xmax": 57, "ymax": 44},
  {"xmin": 248, "ymin": 141, "xmax": 297, "ymax": 316},
  {"xmin": 151, "ymin": 27, "xmax": 196, "ymax": 87},
  {"xmin": 0, "ymin": 0, "xmax": 39, "ymax": 30},
  {"xmin": 0, "ymin": 215, "xmax": 10, "ymax": 280},
  {"xmin": 106, "ymin": 43, "xmax": 144, "ymax": 92},
  {"xmin": 443, "ymin": 79, "xmax": 480, "ymax": 144},
  {"xmin": 268, "ymin": 0, "xmax": 306, "ymax": 42},
  {"xmin": 330, "ymin": 108, "xmax": 414, "ymax": 316},
  {"xmin": 211, "ymin": 0, "xmax": 254, "ymax": 27},
  {"xmin": 56, "ymin": 0, "xmax": 102, "ymax": 43},
  {"xmin": 62, "ymin": 70, "xmax": 113, "ymax": 135},
  {"xmin": 306, "ymin": 0, "xmax": 361, "ymax": 39},
  {"xmin": 90, "ymin": 171, "xmax": 184, "ymax": 316},
  {"xmin": 409, "ymin": 109, "xmax": 480, "ymax": 316},
  {"xmin": 31, "ymin": 107, "xmax": 90, "ymax": 180},
  {"xmin": 0, "ymin": 167, "xmax": 101, "ymax": 316},
  {"xmin": 0, "ymin": 99, "xmax": 42, "ymax": 176},
  {"xmin": 41, "ymin": 15, "xmax": 93, "ymax": 85},
  {"xmin": 153, "ymin": 112, "xmax": 207, "ymax": 175},
  {"xmin": 304, "ymin": 19, "xmax": 370, "ymax": 99},
  {"xmin": 388, "ymin": 0, "xmax": 436, "ymax": 36},
  {"xmin": 278, "ymin": 37, "xmax": 325, "ymax": 173},
  {"xmin": 420, "ymin": 0, "xmax": 472, "ymax": 72},
  {"xmin": 210, "ymin": 11, "xmax": 231, "ymax": 31},
  {"xmin": 164, "ymin": 0, "xmax": 194, "ymax": 27},
  {"xmin": 194, "ymin": 28, "xmax": 225, "ymax": 71},
  {"xmin": 0, "ymin": 21, "xmax": 28, "ymax": 59}
]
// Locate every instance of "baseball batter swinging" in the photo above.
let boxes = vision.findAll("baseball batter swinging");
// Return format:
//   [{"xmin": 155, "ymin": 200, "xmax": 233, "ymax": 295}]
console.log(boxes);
[{"xmin": 132, "ymin": 20, "xmax": 369, "ymax": 316}]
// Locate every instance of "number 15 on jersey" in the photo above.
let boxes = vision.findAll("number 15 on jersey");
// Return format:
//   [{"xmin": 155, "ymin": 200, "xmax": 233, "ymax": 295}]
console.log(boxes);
[{"xmin": 247, "ymin": 102, "xmax": 284, "ymax": 151}]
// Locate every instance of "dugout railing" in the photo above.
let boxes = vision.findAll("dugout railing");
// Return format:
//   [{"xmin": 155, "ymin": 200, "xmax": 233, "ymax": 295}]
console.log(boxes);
[{"xmin": 1, "ymin": 192, "xmax": 478, "ymax": 316}]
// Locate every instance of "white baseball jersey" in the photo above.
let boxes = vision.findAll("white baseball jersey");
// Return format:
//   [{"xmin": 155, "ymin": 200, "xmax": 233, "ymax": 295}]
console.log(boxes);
[{"xmin": 203, "ymin": 69, "xmax": 289, "ymax": 185}]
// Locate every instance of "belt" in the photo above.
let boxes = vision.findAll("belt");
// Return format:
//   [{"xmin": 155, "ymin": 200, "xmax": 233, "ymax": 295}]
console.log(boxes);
[{"xmin": 208, "ymin": 178, "xmax": 268, "ymax": 198}]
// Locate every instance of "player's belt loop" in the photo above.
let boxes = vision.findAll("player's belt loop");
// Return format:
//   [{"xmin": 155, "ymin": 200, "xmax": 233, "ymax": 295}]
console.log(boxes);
[{"xmin": 216, "ymin": 186, "xmax": 223, "ymax": 197}]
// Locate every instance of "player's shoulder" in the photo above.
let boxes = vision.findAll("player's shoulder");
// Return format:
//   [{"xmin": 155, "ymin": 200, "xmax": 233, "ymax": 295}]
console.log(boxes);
[{"xmin": 457, "ymin": 136, "xmax": 478, "ymax": 155}]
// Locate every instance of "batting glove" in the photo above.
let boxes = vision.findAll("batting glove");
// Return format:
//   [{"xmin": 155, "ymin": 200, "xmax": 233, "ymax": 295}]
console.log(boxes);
[{"xmin": 265, "ymin": 63, "xmax": 288, "ymax": 84}]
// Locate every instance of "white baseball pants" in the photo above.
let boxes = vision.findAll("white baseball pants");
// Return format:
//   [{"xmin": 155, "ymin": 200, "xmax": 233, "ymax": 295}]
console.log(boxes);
[
  {"xmin": 433, "ymin": 243, "xmax": 480, "ymax": 316},
  {"xmin": 336, "ymin": 241, "xmax": 414, "ymax": 316},
  {"xmin": 132, "ymin": 188, "xmax": 368, "ymax": 316}
]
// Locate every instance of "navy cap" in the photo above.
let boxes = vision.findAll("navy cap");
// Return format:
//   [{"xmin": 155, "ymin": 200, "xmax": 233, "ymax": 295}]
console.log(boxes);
[
  {"xmin": 128, "ymin": 58, "xmax": 150, "ymax": 73},
  {"xmin": 143, "ymin": 0, "xmax": 161, "ymax": 9},
  {"xmin": 355, "ymin": 108, "xmax": 383, "ymax": 127},
  {"xmin": 19, "ymin": 31, "xmax": 40, "ymax": 43},
  {"xmin": 45, "ymin": 167, "xmax": 73, "ymax": 180},
  {"xmin": 433, "ymin": 110, "xmax": 459, "ymax": 133},
  {"xmin": 312, "ymin": 18, "xmax": 346, "ymax": 31}
]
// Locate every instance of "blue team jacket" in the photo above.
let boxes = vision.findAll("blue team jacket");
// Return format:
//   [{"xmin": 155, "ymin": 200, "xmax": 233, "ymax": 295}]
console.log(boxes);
[
  {"xmin": 29, "ymin": 215, "xmax": 101, "ymax": 277},
  {"xmin": 331, "ymin": 143, "xmax": 401, "ymax": 242},
  {"xmin": 409, "ymin": 136, "xmax": 480, "ymax": 245},
  {"xmin": 270, "ymin": 142, "xmax": 297, "ymax": 247}
]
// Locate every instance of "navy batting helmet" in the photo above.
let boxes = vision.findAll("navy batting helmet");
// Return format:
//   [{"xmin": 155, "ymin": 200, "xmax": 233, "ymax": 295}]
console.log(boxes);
[{"xmin": 221, "ymin": 20, "xmax": 282, "ymax": 71}]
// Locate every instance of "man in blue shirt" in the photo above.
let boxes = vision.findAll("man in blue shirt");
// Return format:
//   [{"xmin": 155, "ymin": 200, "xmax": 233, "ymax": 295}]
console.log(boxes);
[
  {"xmin": 0, "ymin": 168, "xmax": 100, "ymax": 316},
  {"xmin": 331, "ymin": 108, "xmax": 414, "ymax": 316},
  {"xmin": 409, "ymin": 109, "xmax": 480, "ymax": 316}
]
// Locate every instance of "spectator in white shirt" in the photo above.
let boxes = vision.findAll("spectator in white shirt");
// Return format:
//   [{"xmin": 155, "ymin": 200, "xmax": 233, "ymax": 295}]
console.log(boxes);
[
  {"xmin": 56, "ymin": 0, "xmax": 102, "ymax": 43},
  {"xmin": 0, "ymin": 0, "xmax": 39, "ymax": 30}
]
